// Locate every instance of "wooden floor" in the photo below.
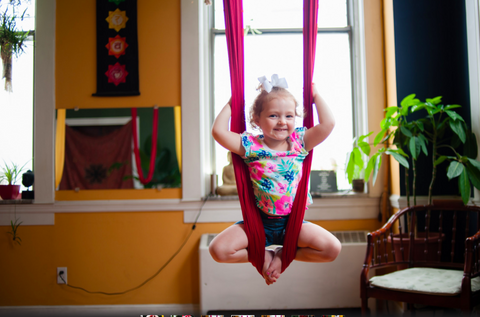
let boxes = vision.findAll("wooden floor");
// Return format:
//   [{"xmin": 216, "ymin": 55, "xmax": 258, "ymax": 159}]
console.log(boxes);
[
  {"xmin": 0, "ymin": 304, "xmax": 471, "ymax": 317},
  {"xmin": 208, "ymin": 308, "xmax": 362, "ymax": 317}
]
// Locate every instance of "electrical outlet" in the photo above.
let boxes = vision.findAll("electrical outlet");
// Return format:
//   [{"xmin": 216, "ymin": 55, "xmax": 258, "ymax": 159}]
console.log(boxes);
[{"xmin": 57, "ymin": 267, "xmax": 67, "ymax": 284}]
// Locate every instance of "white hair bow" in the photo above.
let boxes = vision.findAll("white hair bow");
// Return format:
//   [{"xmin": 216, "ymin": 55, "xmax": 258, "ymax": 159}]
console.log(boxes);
[{"xmin": 258, "ymin": 74, "xmax": 288, "ymax": 93}]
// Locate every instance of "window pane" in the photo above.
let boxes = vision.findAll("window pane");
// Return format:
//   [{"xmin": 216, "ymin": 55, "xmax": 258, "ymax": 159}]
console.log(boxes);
[
  {"xmin": 313, "ymin": 33, "xmax": 353, "ymax": 190},
  {"xmin": 0, "ymin": 1, "xmax": 35, "ymax": 191},
  {"xmin": 214, "ymin": 0, "xmax": 347, "ymax": 30},
  {"xmin": 214, "ymin": 32, "xmax": 353, "ymax": 190}
]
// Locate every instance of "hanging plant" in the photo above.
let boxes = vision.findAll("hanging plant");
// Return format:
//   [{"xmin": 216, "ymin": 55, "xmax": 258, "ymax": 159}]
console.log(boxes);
[{"xmin": 0, "ymin": 1, "xmax": 28, "ymax": 92}]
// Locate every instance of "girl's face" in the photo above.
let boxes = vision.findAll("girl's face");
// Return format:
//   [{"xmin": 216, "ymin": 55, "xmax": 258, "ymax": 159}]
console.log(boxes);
[{"xmin": 254, "ymin": 96, "xmax": 296, "ymax": 145}]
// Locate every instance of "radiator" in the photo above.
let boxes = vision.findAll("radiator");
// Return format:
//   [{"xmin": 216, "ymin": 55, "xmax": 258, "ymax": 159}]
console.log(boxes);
[{"xmin": 199, "ymin": 231, "xmax": 372, "ymax": 314}]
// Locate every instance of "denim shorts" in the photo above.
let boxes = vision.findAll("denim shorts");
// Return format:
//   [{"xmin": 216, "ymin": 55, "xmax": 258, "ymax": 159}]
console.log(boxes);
[{"xmin": 235, "ymin": 212, "xmax": 309, "ymax": 247}]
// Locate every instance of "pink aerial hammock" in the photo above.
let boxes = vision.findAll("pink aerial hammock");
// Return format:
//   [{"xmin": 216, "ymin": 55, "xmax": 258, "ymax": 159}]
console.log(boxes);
[{"xmin": 223, "ymin": 0, "xmax": 319, "ymax": 275}]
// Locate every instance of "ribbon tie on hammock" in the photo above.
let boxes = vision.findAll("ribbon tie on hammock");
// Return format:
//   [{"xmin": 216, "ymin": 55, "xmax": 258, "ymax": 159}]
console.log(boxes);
[{"xmin": 223, "ymin": 0, "xmax": 319, "ymax": 276}]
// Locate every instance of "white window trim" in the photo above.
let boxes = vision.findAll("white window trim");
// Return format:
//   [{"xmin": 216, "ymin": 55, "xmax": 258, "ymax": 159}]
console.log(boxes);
[
  {"xmin": 466, "ymin": 0, "xmax": 480, "ymax": 203},
  {"xmin": 34, "ymin": 0, "xmax": 56, "ymax": 204},
  {"xmin": 352, "ymin": 0, "xmax": 369, "ymax": 138},
  {"xmin": 0, "ymin": 0, "xmax": 379, "ymax": 226}
]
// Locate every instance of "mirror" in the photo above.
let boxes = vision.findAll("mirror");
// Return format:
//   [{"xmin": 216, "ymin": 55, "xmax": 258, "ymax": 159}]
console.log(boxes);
[{"xmin": 56, "ymin": 107, "xmax": 181, "ymax": 191}]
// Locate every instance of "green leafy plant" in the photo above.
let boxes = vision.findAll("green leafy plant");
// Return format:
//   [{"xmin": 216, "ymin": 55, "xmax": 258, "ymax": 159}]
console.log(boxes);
[
  {"xmin": 346, "ymin": 132, "xmax": 372, "ymax": 184},
  {"xmin": 0, "ymin": 0, "xmax": 30, "ymax": 91},
  {"xmin": 347, "ymin": 94, "xmax": 480, "ymax": 206},
  {"xmin": 137, "ymin": 134, "xmax": 181, "ymax": 189},
  {"xmin": 7, "ymin": 217, "xmax": 22, "ymax": 245},
  {"xmin": 0, "ymin": 161, "xmax": 27, "ymax": 185},
  {"xmin": 347, "ymin": 132, "xmax": 409, "ymax": 189}
]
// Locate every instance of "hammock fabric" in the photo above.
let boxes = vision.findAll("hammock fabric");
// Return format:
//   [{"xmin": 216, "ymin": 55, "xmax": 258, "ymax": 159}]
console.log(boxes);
[
  {"xmin": 131, "ymin": 107, "xmax": 159, "ymax": 184},
  {"xmin": 223, "ymin": 0, "xmax": 319, "ymax": 275}
]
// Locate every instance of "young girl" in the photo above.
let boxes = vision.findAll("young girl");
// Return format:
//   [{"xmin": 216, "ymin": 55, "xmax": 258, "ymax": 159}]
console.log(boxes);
[{"xmin": 209, "ymin": 75, "xmax": 341, "ymax": 285}]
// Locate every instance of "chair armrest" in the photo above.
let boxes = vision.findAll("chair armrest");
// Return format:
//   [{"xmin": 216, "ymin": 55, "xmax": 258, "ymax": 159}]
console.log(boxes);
[{"xmin": 465, "ymin": 229, "xmax": 480, "ymax": 277}]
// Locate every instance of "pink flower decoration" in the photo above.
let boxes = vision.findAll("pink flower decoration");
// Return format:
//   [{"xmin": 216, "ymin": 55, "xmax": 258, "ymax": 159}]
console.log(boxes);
[
  {"xmin": 249, "ymin": 161, "xmax": 264, "ymax": 180},
  {"xmin": 276, "ymin": 183, "xmax": 287, "ymax": 194},
  {"xmin": 259, "ymin": 196, "xmax": 274, "ymax": 213},
  {"xmin": 250, "ymin": 136, "xmax": 263, "ymax": 151},
  {"xmin": 274, "ymin": 196, "xmax": 293, "ymax": 215},
  {"xmin": 277, "ymin": 152, "xmax": 287, "ymax": 157},
  {"xmin": 265, "ymin": 162, "xmax": 276, "ymax": 173},
  {"xmin": 293, "ymin": 142, "xmax": 302, "ymax": 152}
]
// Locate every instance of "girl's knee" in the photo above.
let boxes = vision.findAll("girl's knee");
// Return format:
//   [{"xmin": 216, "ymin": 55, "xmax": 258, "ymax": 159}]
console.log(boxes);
[
  {"xmin": 208, "ymin": 240, "xmax": 225, "ymax": 263},
  {"xmin": 328, "ymin": 237, "xmax": 342, "ymax": 262}
]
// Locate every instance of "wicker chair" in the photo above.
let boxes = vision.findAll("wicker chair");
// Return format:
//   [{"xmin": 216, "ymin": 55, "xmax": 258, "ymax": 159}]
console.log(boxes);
[{"xmin": 360, "ymin": 200, "xmax": 480, "ymax": 315}]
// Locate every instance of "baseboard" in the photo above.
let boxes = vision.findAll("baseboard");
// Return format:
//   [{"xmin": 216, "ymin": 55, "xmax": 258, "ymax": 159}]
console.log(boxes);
[{"xmin": 0, "ymin": 304, "xmax": 199, "ymax": 317}]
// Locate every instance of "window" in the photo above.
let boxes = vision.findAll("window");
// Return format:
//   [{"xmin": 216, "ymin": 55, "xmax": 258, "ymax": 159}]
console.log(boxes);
[
  {"xmin": 0, "ymin": 1, "xmax": 35, "ymax": 191},
  {"xmin": 212, "ymin": 0, "xmax": 361, "ymax": 192}
]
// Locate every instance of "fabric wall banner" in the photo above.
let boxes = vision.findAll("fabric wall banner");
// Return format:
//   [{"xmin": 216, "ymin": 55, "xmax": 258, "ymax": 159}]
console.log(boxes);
[
  {"xmin": 93, "ymin": 0, "xmax": 140, "ymax": 96},
  {"xmin": 59, "ymin": 121, "xmax": 134, "ymax": 190}
]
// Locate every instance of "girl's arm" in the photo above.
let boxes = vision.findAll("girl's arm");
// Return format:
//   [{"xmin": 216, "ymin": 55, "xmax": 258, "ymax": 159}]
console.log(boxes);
[
  {"xmin": 304, "ymin": 83, "xmax": 335, "ymax": 152},
  {"xmin": 211, "ymin": 100, "xmax": 246, "ymax": 156}
]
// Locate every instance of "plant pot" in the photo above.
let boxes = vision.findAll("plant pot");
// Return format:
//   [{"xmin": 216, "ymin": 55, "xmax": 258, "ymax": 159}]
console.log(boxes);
[
  {"xmin": 352, "ymin": 179, "xmax": 365, "ymax": 192},
  {"xmin": 0, "ymin": 185, "xmax": 21, "ymax": 200},
  {"xmin": 390, "ymin": 232, "xmax": 444, "ymax": 268}
]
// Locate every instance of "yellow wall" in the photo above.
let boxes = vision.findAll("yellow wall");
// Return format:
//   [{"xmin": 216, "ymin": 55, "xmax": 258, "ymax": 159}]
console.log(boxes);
[
  {"xmin": 0, "ymin": 0, "xmax": 388, "ymax": 307},
  {"xmin": 55, "ymin": 0, "xmax": 180, "ymax": 109},
  {"xmin": 0, "ymin": 214, "xmax": 380, "ymax": 306}
]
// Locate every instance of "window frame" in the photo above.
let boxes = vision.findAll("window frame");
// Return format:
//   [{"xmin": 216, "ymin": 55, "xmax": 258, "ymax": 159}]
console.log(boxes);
[{"xmin": 209, "ymin": 0, "xmax": 368, "ymax": 190}]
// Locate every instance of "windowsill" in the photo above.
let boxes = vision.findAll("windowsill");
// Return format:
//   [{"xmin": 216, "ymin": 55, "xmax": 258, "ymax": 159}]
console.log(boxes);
[
  {"xmin": 389, "ymin": 194, "xmax": 478, "ymax": 209},
  {"xmin": 0, "ymin": 199, "xmax": 33, "ymax": 205},
  {"xmin": 185, "ymin": 191, "xmax": 376, "ymax": 223},
  {"xmin": 55, "ymin": 188, "xmax": 182, "ymax": 200},
  {"xmin": 0, "ymin": 192, "xmax": 378, "ymax": 226},
  {"xmin": 208, "ymin": 190, "xmax": 367, "ymax": 201}
]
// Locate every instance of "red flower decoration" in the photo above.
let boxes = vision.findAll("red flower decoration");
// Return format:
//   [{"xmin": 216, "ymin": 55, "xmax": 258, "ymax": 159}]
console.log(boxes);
[
  {"xmin": 105, "ymin": 35, "xmax": 128, "ymax": 59},
  {"xmin": 105, "ymin": 63, "xmax": 128, "ymax": 86}
]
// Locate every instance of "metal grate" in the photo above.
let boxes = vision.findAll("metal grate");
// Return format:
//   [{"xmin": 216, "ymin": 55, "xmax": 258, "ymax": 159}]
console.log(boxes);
[
  {"xmin": 332, "ymin": 231, "xmax": 368, "ymax": 244},
  {"xmin": 207, "ymin": 234, "xmax": 217, "ymax": 246}
]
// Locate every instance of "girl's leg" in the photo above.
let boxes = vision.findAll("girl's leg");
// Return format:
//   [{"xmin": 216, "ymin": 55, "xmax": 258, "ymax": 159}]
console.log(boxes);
[
  {"xmin": 266, "ymin": 222, "xmax": 342, "ymax": 279},
  {"xmin": 208, "ymin": 223, "xmax": 249, "ymax": 263},
  {"xmin": 209, "ymin": 223, "xmax": 277, "ymax": 285},
  {"xmin": 296, "ymin": 222, "xmax": 342, "ymax": 262}
]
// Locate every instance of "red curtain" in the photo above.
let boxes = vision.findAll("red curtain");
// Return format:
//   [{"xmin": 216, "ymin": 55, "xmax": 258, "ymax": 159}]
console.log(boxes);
[{"xmin": 223, "ymin": 0, "xmax": 319, "ymax": 275}]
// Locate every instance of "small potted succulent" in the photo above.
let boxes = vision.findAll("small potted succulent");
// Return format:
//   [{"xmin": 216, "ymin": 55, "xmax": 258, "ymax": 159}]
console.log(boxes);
[{"xmin": 0, "ymin": 161, "xmax": 26, "ymax": 199}]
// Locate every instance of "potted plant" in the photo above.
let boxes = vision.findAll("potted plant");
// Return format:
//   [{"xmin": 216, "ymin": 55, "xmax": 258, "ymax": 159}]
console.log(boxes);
[
  {"xmin": 372, "ymin": 94, "xmax": 479, "ymax": 206},
  {"xmin": 349, "ymin": 94, "xmax": 480, "ymax": 261},
  {"xmin": 346, "ymin": 132, "xmax": 372, "ymax": 192},
  {"xmin": 348, "ymin": 94, "xmax": 480, "ymax": 205},
  {"xmin": 0, "ymin": 0, "xmax": 29, "ymax": 92},
  {"xmin": 0, "ymin": 161, "xmax": 26, "ymax": 199},
  {"xmin": 346, "ymin": 132, "xmax": 409, "ymax": 193}
]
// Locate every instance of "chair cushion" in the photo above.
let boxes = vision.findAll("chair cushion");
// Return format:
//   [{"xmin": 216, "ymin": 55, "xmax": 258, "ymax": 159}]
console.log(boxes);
[{"xmin": 369, "ymin": 267, "xmax": 480, "ymax": 296}]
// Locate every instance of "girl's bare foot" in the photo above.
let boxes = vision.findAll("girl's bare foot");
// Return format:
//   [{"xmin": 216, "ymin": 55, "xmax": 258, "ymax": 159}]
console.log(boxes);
[
  {"xmin": 263, "ymin": 249, "xmax": 276, "ymax": 285},
  {"xmin": 266, "ymin": 247, "xmax": 283, "ymax": 281}
]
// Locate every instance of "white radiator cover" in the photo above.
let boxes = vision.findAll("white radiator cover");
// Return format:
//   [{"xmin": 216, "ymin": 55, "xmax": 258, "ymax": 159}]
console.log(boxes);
[{"xmin": 199, "ymin": 231, "xmax": 371, "ymax": 314}]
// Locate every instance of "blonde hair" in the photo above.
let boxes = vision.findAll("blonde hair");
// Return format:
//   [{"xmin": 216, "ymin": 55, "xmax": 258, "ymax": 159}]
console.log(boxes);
[{"xmin": 249, "ymin": 85, "xmax": 301, "ymax": 130}]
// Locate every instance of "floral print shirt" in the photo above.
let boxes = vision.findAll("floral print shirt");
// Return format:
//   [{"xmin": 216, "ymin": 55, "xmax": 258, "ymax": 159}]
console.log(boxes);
[{"xmin": 241, "ymin": 127, "xmax": 313, "ymax": 216}]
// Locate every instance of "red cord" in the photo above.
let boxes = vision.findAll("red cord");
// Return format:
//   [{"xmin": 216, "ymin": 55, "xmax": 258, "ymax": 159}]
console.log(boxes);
[{"xmin": 131, "ymin": 107, "xmax": 159, "ymax": 184}]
